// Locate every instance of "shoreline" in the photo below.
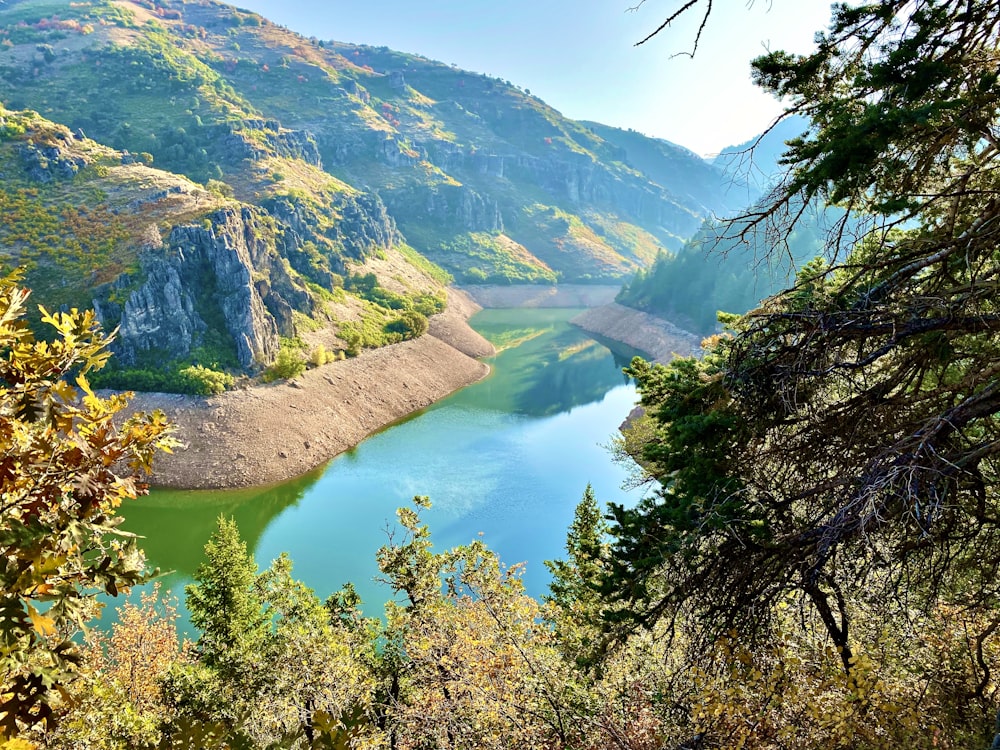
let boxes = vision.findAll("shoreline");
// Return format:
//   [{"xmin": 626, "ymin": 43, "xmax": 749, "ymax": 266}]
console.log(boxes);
[
  {"xmin": 570, "ymin": 302, "xmax": 702, "ymax": 363},
  {"xmin": 130, "ymin": 289, "xmax": 494, "ymax": 490},
  {"xmin": 129, "ymin": 286, "xmax": 697, "ymax": 490},
  {"xmin": 459, "ymin": 283, "xmax": 620, "ymax": 309}
]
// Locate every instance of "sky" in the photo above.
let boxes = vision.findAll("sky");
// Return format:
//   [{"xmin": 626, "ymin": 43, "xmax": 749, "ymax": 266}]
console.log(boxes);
[{"xmin": 232, "ymin": 0, "xmax": 833, "ymax": 156}]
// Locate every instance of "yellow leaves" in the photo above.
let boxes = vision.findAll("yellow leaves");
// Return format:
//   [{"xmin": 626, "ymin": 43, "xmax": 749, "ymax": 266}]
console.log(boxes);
[
  {"xmin": 75, "ymin": 373, "xmax": 94, "ymax": 400},
  {"xmin": 0, "ymin": 272, "xmax": 174, "ymax": 733},
  {"xmin": 25, "ymin": 605, "xmax": 55, "ymax": 638},
  {"xmin": 0, "ymin": 738, "xmax": 38, "ymax": 750},
  {"xmin": 676, "ymin": 600, "xmax": 1000, "ymax": 750}
]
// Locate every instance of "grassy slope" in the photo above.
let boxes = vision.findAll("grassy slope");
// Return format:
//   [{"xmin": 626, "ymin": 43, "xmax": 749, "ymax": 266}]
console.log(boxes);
[
  {"xmin": 0, "ymin": 0, "xmax": 735, "ymax": 286},
  {"xmin": 0, "ymin": 104, "xmax": 229, "ymax": 312}
]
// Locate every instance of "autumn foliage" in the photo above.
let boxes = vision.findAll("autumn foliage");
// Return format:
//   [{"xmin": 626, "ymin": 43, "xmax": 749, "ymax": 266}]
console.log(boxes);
[{"xmin": 0, "ymin": 271, "xmax": 174, "ymax": 738}]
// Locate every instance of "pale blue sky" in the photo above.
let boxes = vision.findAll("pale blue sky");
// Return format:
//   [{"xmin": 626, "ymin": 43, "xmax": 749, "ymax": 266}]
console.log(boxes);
[{"xmin": 234, "ymin": 0, "xmax": 833, "ymax": 155}]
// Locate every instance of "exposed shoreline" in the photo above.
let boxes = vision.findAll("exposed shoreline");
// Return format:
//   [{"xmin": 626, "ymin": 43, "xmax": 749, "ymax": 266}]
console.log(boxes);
[
  {"xmin": 130, "ymin": 289, "xmax": 494, "ymax": 490},
  {"xmin": 130, "ymin": 285, "xmax": 697, "ymax": 490},
  {"xmin": 570, "ymin": 302, "xmax": 702, "ymax": 363},
  {"xmin": 459, "ymin": 283, "xmax": 620, "ymax": 309},
  {"xmin": 461, "ymin": 284, "xmax": 703, "ymax": 363}
]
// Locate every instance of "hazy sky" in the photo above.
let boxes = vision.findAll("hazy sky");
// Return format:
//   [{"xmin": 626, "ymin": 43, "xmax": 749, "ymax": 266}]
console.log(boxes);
[{"xmin": 233, "ymin": 0, "xmax": 833, "ymax": 155}]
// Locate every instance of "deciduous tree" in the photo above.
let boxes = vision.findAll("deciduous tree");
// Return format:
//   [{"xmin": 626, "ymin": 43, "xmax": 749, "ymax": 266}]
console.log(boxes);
[
  {"xmin": 377, "ymin": 497, "xmax": 587, "ymax": 749},
  {"xmin": 0, "ymin": 271, "xmax": 174, "ymax": 737}
]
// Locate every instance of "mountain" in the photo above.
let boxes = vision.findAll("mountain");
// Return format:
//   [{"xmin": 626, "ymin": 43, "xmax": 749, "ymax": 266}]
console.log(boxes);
[
  {"xmin": 616, "ymin": 203, "xmax": 831, "ymax": 334},
  {"xmin": 712, "ymin": 115, "xmax": 811, "ymax": 192},
  {"xmin": 0, "ymin": 0, "xmax": 743, "ymax": 388},
  {"xmin": 581, "ymin": 121, "xmax": 756, "ymax": 217},
  {"xmin": 616, "ymin": 115, "xmax": 835, "ymax": 334}
]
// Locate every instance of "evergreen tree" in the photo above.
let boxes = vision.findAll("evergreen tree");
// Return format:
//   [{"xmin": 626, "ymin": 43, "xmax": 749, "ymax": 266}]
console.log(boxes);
[
  {"xmin": 186, "ymin": 517, "xmax": 269, "ymax": 680},
  {"xmin": 546, "ymin": 484, "xmax": 607, "ymax": 614},
  {"xmin": 169, "ymin": 518, "xmax": 377, "ymax": 747},
  {"xmin": 167, "ymin": 517, "xmax": 269, "ymax": 739},
  {"xmin": 610, "ymin": 0, "xmax": 1000, "ymax": 680},
  {"xmin": 546, "ymin": 485, "xmax": 611, "ymax": 669}
]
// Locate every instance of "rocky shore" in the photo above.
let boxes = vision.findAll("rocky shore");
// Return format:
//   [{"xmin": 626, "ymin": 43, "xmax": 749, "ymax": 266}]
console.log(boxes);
[
  {"xmin": 127, "ymin": 286, "xmax": 698, "ymax": 490},
  {"xmin": 127, "ymin": 290, "xmax": 494, "ymax": 489},
  {"xmin": 570, "ymin": 302, "xmax": 702, "ymax": 363},
  {"xmin": 460, "ymin": 284, "xmax": 619, "ymax": 309}
]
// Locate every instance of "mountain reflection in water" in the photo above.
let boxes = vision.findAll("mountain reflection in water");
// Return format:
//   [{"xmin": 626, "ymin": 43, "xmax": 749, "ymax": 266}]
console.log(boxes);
[{"xmin": 111, "ymin": 308, "xmax": 647, "ymax": 631}]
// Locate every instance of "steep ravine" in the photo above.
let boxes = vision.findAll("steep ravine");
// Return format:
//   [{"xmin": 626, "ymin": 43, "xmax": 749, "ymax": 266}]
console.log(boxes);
[{"xmin": 124, "ymin": 290, "xmax": 493, "ymax": 489}]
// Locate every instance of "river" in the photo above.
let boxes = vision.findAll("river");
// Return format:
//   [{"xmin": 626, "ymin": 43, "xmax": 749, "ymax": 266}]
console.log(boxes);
[{"xmin": 110, "ymin": 308, "xmax": 648, "ymax": 631}]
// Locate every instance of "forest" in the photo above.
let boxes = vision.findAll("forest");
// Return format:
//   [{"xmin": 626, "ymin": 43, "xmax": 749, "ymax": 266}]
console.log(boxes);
[{"xmin": 4, "ymin": 0, "xmax": 1000, "ymax": 747}]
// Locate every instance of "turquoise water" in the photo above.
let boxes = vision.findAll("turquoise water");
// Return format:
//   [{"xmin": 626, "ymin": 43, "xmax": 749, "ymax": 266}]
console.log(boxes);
[{"xmin": 112, "ymin": 308, "xmax": 645, "ymax": 630}]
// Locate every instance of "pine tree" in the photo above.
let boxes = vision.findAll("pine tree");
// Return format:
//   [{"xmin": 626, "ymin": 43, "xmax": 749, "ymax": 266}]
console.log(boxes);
[
  {"xmin": 545, "ymin": 484, "xmax": 609, "ymax": 669},
  {"xmin": 546, "ymin": 484, "xmax": 607, "ymax": 613},
  {"xmin": 186, "ymin": 517, "xmax": 269, "ymax": 678}
]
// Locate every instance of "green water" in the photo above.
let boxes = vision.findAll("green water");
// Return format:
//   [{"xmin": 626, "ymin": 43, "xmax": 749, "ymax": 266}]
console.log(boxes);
[{"xmin": 111, "ymin": 308, "xmax": 646, "ymax": 631}]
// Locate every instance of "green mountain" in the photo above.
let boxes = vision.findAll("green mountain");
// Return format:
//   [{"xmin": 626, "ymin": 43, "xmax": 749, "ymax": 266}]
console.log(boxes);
[
  {"xmin": 0, "ymin": 0, "xmax": 744, "ymax": 387},
  {"xmin": 617, "ymin": 203, "xmax": 830, "ymax": 334},
  {"xmin": 617, "ymin": 117, "xmax": 834, "ymax": 334},
  {"xmin": 581, "ymin": 121, "xmax": 756, "ymax": 216}
]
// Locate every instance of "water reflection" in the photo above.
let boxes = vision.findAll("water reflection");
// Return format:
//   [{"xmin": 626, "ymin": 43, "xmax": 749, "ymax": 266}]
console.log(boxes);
[
  {"xmin": 458, "ymin": 309, "xmax": 643, "ymax": 416},
  {"xmin": 112, "ymin": 308, "xmax": 645, "ymax": 626},
  {"xmin": 123, "ymin": 466, "xmax": 326, "ymax": 586}
]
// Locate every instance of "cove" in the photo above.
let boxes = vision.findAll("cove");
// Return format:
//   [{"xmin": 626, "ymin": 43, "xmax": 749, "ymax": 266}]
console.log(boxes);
[{"xmin": 111, "ymin": 308, "xmax": 647, "ymax": 630}]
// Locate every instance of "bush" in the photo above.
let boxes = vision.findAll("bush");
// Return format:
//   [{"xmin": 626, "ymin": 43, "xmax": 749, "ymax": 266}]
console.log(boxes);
[
  {"xmin": 384, "ymin": 311, "xmax": 428, "ymax": 340},
  {"xmin": 262, "ymin": 345, "xmax": 306, "ymax": 382},
  {"xmin": 205, "ymin": 178, "xmax": 234, "ymax": 198},
  {"xmin": 411, "ymin": 292, "xmax": 445, "ymax": 317},
  {"xmin": 178, "ymin": 364, "xmax": 234, "ymax": 395},
  {"xmin": 308, "ymin": 344, "xmax": 333, "ymax": 367}
]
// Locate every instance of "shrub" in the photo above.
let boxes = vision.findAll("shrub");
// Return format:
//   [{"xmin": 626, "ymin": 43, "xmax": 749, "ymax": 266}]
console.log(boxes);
[
  {"xmin": 205, "ymin": 178, "xmax": 234, "ymax": 198},
  {"xmin": 384, "ymin": 311, "xmax": 428, "ymax": 340},
  {"xmin": 262, "ymin": 345, "xmax": 306, "ymax": 382},
  {"xmin": 178, "ymin": 364, "xmax": 234, "ymax": 395},
  {"xmin": 308, "ymin": 344, "xmax": 332, "ymax": 367}
]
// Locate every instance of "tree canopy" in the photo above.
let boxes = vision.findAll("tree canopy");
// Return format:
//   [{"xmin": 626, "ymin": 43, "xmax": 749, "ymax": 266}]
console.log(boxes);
[
  {"xmin": 0, "ymin": 271, "xmax": 174, "ymax": 736},
  {"xmin": 610, "ymin": 0, "xmax": 1000, "ymax": 677}
]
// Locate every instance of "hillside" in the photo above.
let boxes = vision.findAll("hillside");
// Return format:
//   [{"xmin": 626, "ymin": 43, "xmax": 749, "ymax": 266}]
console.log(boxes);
[
  {"xmin": 0, "ymin": 0, "xmax": 743, "ymax": 388},
  {"xmin": 580, "ymin": 121, "xmax": 755, "ymax": 216},
  {"xmin": 0, "ymin": 102, "xmax": 447, "ymax": 392},
  {"xmin": 615, "ymin": 117, "xmax": 837, "ymax": 334}
]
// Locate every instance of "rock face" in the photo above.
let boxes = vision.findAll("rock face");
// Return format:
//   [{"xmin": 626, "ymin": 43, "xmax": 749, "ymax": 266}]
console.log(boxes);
[
  {"xmin": 218, "ymin": 119, "xmax": 323, "ymax": 167},
  {"xmin": 387, "ymin": 184, "xmax": 504, "ymax": 233},
  {"xmin": 265, "ymin": 190, "xmax": 399, "ymax": 285},
  {"xmin": 93, "ymin": 186, "xmax": 400, "ymax": 372},
  {"xmin": 96, "ymin": 207, "xmax": 284, "ymax": 368},
  {"xmin": 94, "ymin": 265, "xmax": 206, "ymax": 364},
  {"xmin": 99, "ymin": 210, "xmax": 290, "ymax": 369},
  {"xmin": 169, "ymin": 207, "xmax": 282, "ymax": 367},
  {"xmin": 18, "ymin": 139, "xmax": 86, "ymax": 182},
  {"xmin": 412, "ymin": 141, "xmax": 701, "ymax": 240}
]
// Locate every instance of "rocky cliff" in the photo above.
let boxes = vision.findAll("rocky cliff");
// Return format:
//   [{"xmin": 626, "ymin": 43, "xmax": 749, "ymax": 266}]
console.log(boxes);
[{"xmin": 93, "ymin": 193, "xmax": 401, "ymax": 371}]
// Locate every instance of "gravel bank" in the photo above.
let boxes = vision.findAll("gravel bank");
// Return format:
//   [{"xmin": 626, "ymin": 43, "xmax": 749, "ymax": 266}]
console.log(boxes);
[
  {"xmin": 460, "ymin": 284, "xmax": 620, "ymax": 309},
  {"xmin": 127, "ymin": 290, "xmax": 494, "ymax": 489},
  {"xmin": 571, "ymin": 303, "xmax": 702, "ymax": 363}
]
